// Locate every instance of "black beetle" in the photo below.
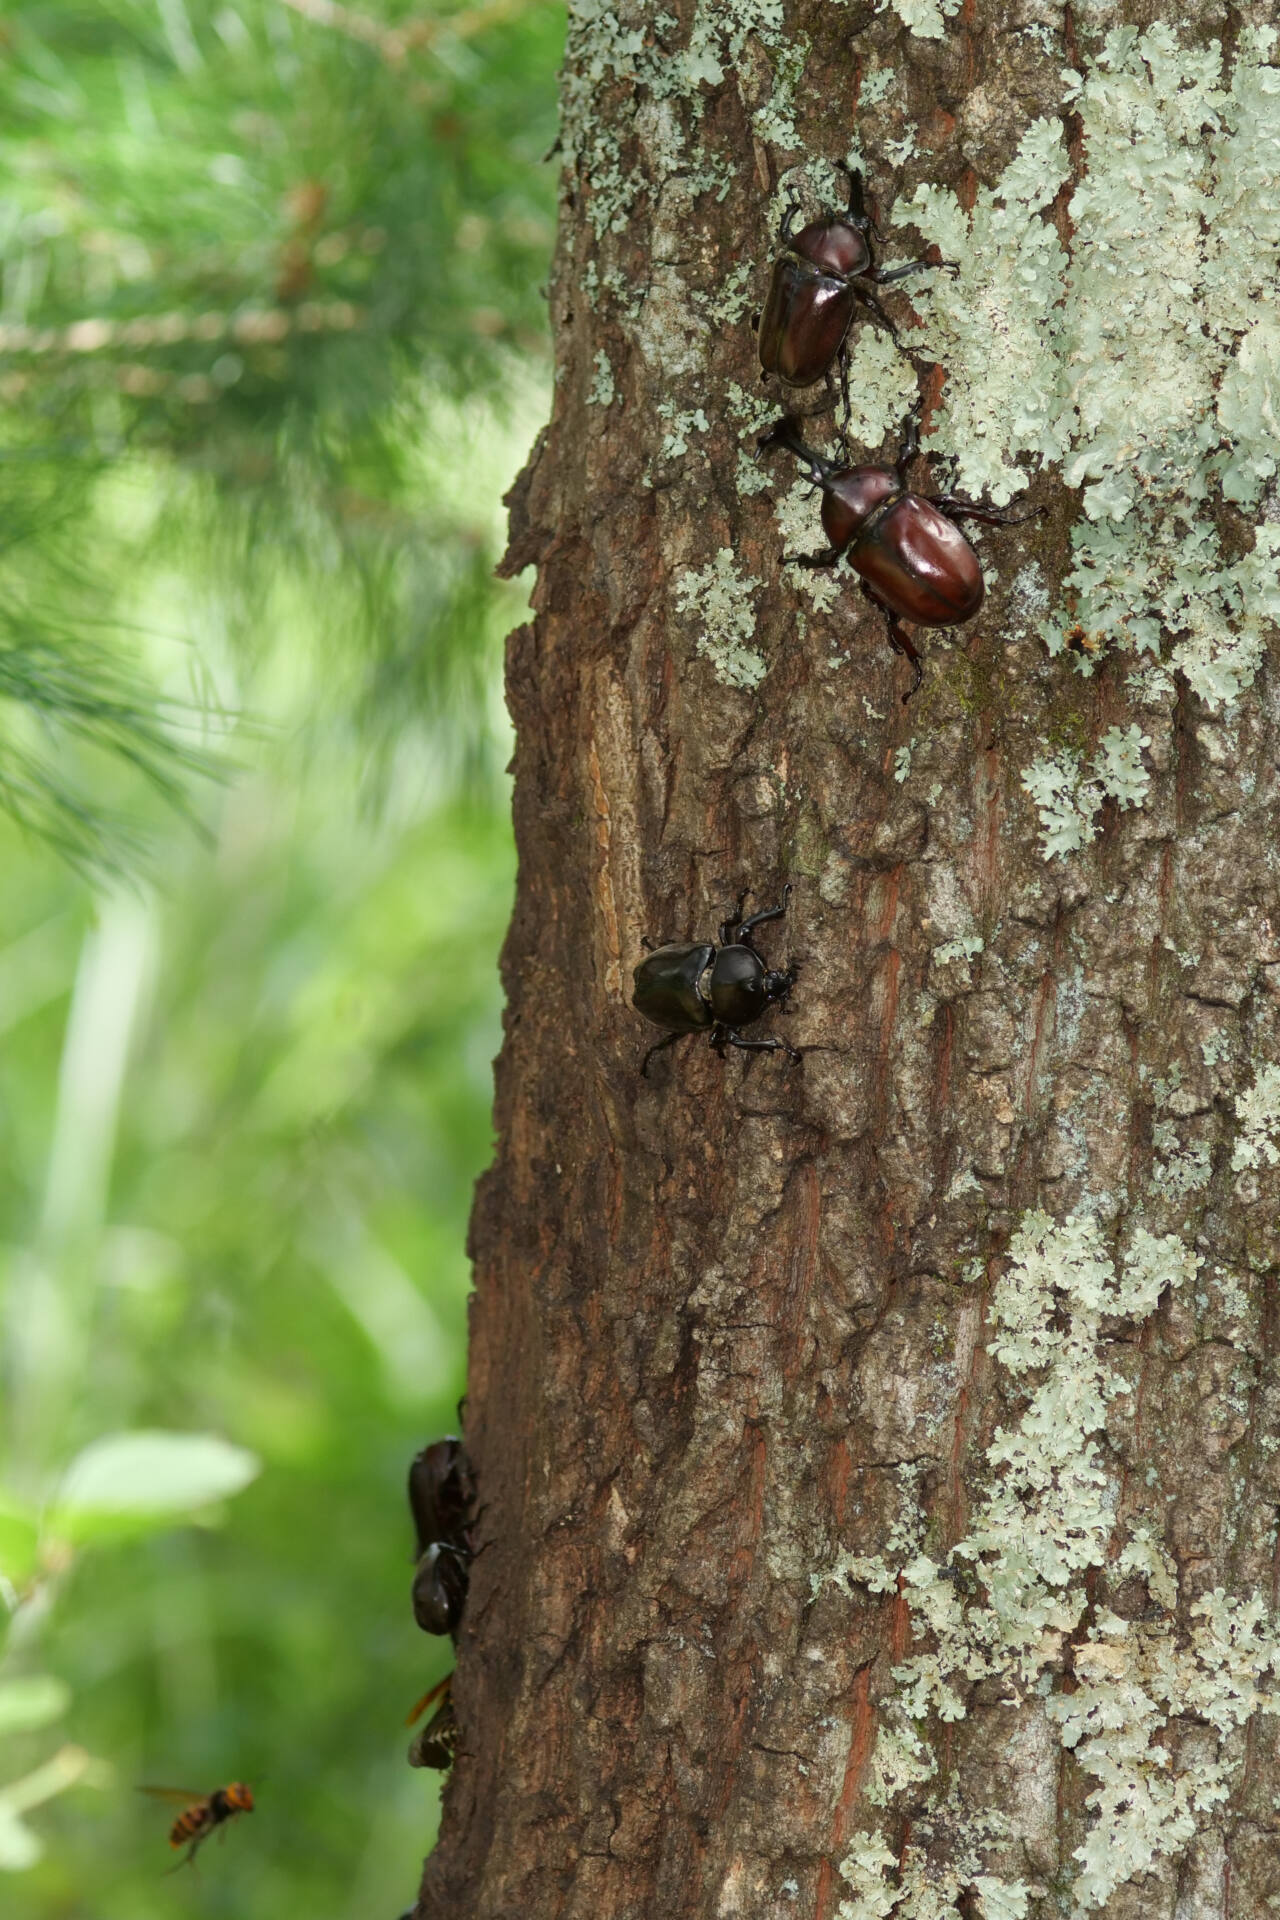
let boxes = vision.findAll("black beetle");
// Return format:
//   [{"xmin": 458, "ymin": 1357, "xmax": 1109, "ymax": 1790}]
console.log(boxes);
[
  {"xmin": 412, "ymin": 1540, "xmax": 470, "ymax": 1637},
  {"xmin": 758, "ymin": 404, "xmax": 1042, "ymax": 701},
  {"xmin": 633, "ymin": 886, "xmax": 799, "ymax": 1076},
  {"xmin": 408, "ymin": 1437, "xmax": 475, "ymax": 1561},
  {"xmin": 758, "ymin": 168, "xmax": 952, "ymax": 403}
]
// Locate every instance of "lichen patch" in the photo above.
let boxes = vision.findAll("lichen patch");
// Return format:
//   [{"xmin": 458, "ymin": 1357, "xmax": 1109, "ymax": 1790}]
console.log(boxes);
[
  {"xmin": 902, "ymin": 28, "xmax": 1280, "ymax": 711},
  {"xmin": 673, "ymin": 549, "xmax": 768, "ymax": 689},
  {"xmin": 825, "ymin": 1212, "xmax": 1265, "ymax": 1917}
]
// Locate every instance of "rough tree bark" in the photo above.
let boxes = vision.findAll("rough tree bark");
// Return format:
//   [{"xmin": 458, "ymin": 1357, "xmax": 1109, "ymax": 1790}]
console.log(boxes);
[{"xmin": 420, "ymin": 2, "xmax": 1280, "ymax": 1915}]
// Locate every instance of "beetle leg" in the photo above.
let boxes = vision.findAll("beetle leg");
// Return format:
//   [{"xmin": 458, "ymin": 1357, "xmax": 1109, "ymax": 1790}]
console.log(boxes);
[
  {"xmin": 737, "ymin": 886, "xmax": 791, "ymax": 952},
  {"xmin": 719, "ymin": 891, "xmax": 750, "ymax": 946},
  {"xmin": 843, "ymin": 165, "xmax": 879, "ymax": 243},
  {"xmin": 779, "ymin": 192, "xmax": 803, "ymax": 246},
  {"xmin": 851, "ymin": 285, "xmax": 900, "ymax": 341},
  {"xmin": 864, "ymin": 585, "xmax": 924, "ymax": 703},
  {"xmin": 870, "ymin": 258, "xmax": 959, "ymax": 286},
  {"xmin": 886, "ymin": 619, "xmax": 924, "ymax": 703},
  {"xmin": 724, "ymin": 1030, "xmax": 802, "ymax": 1061},
  {"xmin": 784, "ymin": 547, "xmax": 842, "ymax": 569},
  {"xmin": 837, "ymin": 348, "xmax": 854, "ymax": 457},
  {"xmin": 934, "ymin": 495, "xmax": 1045, "ymax": 527},
  {"xmin": 756, "ymin": 416, "xmax": 833, "ymax": 485},
  {"xmin": 640, "ymin": 1032, "xmax": 682, "ymax": 1077},
  {"xmin": 894, "ymin": 395, "xmax": 925, "ymax": 484}
]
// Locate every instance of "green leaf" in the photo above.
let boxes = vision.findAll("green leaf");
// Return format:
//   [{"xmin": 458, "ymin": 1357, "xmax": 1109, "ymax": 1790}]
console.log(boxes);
[
  {"xmin": 0, "ymin": 1678, "xmax": 71, "ymax": 1736},
  {"xmin": 52, "ymin": 1432, "xmax": 261, "ymax": 1540},
  {"xmin": 0, "ymin": 1804, "xmax": 40, "ymax": 1872},
  {"xmin": 0, "ymin": 1494, "xmax": 38, "ymax": 1583}
]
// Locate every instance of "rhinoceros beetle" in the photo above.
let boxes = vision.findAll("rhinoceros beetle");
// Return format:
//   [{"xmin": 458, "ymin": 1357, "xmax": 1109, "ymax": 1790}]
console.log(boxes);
[
  {"xmin": 757, "ymin": 168, "xmax": 952, "ymax": 403},
  {"xmin": 633, "ymin": 886, "xmax": 799, "ymax": 1076},
  {"xmin": 408, "ymin": 1437, "xmax": 475, "ymax": 1561},
  {"xmin": 408, "ymin": 1436, "xmax": 475, "ymax": 1637},
  {"xmin": 758, "ymin": 404, "xmax": 1042, "ymax": 701},
  {"xmin": 412, "ymin": 1540, "xmax": 471, "ymax": 1637}
]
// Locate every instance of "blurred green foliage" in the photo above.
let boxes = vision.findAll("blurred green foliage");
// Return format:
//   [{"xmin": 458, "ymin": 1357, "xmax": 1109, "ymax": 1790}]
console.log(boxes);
[
  {"xmin": 0, "ymin": 0, "xmax": 561, "ymax": 1911},
  {"xmin": 0, "ymin": 0, "xmax": 561, "ymax": 854}
]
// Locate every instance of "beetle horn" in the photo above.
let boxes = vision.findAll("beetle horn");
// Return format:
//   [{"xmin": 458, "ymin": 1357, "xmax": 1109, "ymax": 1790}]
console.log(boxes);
[{"xmin": 756, "ymin": 417, "xmax": 833, "ymax": 486}]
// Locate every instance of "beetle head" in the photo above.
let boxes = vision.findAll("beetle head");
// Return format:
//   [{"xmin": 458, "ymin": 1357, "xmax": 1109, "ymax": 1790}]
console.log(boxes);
[{"xmin": 757, "ymin": 417, "xmax": 836, "ymax": 488}]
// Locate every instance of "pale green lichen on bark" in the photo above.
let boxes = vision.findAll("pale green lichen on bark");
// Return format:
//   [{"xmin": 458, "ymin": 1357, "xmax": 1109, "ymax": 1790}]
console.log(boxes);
[
  {"xmin": 771, "ymin": 479, "xmax": 840, "ymax": 610},
  {"xmin": 902, "ymin": 27, "xmax": 1280, "ymax": 723},
  {"xmin": 588, "ymin": 348, "xmax": 617, "ymax": 407},
  {"xmin": 829, "ymin": 327, "xmax": 919, "ymax": 458},
  {"xmin": 1020, "ymin": 724, "xmax": 1151, "ymax": 861},
  {"xmin": 880, "ymin": 0, "xmax": 962, "ymax": 44},
  {"xmin": 826, "ymin": 1210, "xmax": 1280, "ymax": 1916},
  {"xmin": 1230, "ymin": 1064, "xmax": 1280, "ymax": 1171},
  {"xmin": 832, "ymin": 1213, "xmax": 1280, "ymax": 1920},
  {"xmin": 561, "ymin": 0, "xmax": 807, "ymax": 242},
  {"xmin": 673, "ymin": 550, "xmax": 768, "ymax": 687},
  {"xmin": 657, "ymin": 402, "xmax": 710, "ymax": 457},
  {"xmin": 900, "ymin": 114, "xmax": 1072, "ymax": 505}
]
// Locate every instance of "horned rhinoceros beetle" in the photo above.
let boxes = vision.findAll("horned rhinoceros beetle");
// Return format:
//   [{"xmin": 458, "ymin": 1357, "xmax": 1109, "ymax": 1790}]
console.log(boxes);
[
  {"xmin": 633, "ymin": 886, "xmax": 799, "ymax": 1076},
  {"xmin": 408, "ymin": 1436, "xmax": 475, "ymax": 1637},
  {"xmin": 408, "ymin": 1437, "xmax": 475, "ymax": 1561},
  {"xmin": 758, "ymin": 168, "xmax": 951, "ymax": 398},
  {"xmin": 412, "ymin": 1540, "xmax": 470, "ymax": 1637},
  {"xmin": 758, "ymin": 404, "xmax": 1041, "ymax": 701}
]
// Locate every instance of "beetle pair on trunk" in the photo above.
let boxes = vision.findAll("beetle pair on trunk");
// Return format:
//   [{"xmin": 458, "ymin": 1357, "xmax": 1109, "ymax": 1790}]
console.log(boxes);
[{"xmin": 755, "ymin": 167, "xmax": 1040, "ymax": 701}]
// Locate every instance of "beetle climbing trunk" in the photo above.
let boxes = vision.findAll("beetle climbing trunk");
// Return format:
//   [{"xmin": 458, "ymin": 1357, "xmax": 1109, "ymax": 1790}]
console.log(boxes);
[{"xmin": 419, "ymin": 5, "xmax": 1280, "ymax": 1917}]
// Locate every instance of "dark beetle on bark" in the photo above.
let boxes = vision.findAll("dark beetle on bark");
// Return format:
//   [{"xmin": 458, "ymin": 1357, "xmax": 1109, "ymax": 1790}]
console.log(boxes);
[
  {"xmin": 407, "ymin": 1437, "xmax": 475, "ymax": 1560},
  {"xmin": 412, "ymin": 1540, "xmax": 471, "ymax": 1637},
  {"xmin": 408, "ymin": 1437, "xmax": 476, "ymax": 1641},
  {"xmin": 759, "ymin": 405, "xmax": 1042, "ymax": 699},
  {"xmin": 757, "ymin": 167, "xmax": 952, "ymax": 397},
  {"xmin": 632, "ymin": 886, "xmax": 800, "ymax": 1076}
]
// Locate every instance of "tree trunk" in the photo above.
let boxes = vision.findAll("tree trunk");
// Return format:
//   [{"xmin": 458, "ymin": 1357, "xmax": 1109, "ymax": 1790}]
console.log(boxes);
[{"xmin": 421, "ymin": 5, "xmax": 1280, "ymax": 1915}]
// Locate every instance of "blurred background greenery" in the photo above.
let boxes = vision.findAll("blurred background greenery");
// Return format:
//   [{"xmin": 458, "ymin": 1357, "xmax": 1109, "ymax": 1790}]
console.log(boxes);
[{"xmin": 0, "ymin": 1, "xmax": 560, "ymax": 1913}]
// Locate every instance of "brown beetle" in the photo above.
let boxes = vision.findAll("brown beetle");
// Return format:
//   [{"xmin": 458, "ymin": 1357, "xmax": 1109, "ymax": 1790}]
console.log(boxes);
[
  {"xmin": 407, "ymin": 1437, "xmax": 475, "ymax": 1561},
  {"xmin": 759, "ymin": 404, "xmax": 1041, "ymax": 700},
  {"xmin": 757, "ymin": 168, "xmax": 951, "ymax": 402},
  {"xmin": 408, "ymin": 1436, "xmax": 476, "ymax": 1639}
]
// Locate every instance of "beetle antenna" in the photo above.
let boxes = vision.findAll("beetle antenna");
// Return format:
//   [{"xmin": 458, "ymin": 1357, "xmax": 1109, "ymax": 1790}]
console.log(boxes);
[{"xmin": 757, "ymin": 417, "xmax": 832, "ymax": 487}]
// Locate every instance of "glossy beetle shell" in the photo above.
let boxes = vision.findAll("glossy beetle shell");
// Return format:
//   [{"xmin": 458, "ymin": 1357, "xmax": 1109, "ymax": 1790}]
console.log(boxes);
[
  {"xmin": 820, "ymin": 469, "xmax": 899, "ymax": 551},
  {"xmin": 850, "ymin": 495, "xmax": 984, "ymax": 627},
  {"xmin": 759, "ymin": 257, "xmax": 856, "ymax": 388},
  {"xmin": 412, "ymin": 1542, "xmax": 468, "ymax": 1636},
  {"xmin": 791, "ymin": 217, "xmax": 872, "ymax": 278},
  {"xmin": 408, "ymin": 1438, "xmax": 474, "ymax": 1558},
  {"xmin": 759, "ymin": 214, "xmax": 875, "ymax": 387},
  {"xmin": 707, "ymin": 944, "xmax": 770, "ymax": 1027},
  {"xmin": 632, "ymin": 943, "xmax": 715, "ymax": 1033}
]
